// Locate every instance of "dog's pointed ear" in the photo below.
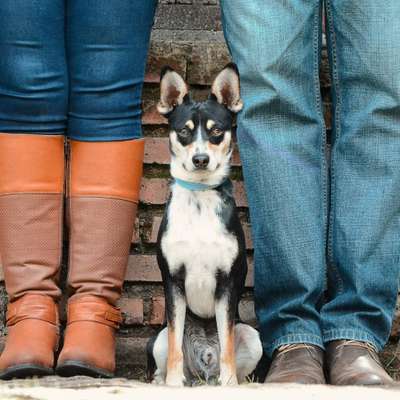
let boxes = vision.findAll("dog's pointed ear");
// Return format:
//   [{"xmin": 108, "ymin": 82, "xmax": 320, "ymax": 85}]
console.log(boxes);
[
  {"xmin": 157, "ymin": 66, "xmax": 189, "ymax": 115},
  {"xmin": 210, "ymin": 63, "xmax": 243, "ymax": 113}
]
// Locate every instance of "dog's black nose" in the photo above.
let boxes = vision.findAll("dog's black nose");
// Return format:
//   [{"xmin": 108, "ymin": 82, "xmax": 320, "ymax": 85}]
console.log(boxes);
[{"xmin": 192, "ymin": 154, "xmax": 210, "ymax": 169}]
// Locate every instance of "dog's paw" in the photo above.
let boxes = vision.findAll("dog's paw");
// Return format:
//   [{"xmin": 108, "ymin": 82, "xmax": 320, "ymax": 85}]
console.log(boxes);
[
  {"xmin": 219, "ymin": 365, "xmax": 238, "ymax": 386},
  {"xmin": 166, "ymin": 372, "xmax": 186, "ymax": 387},
  {"xmin": 152, "ymin": 369, "xmax": 166, "ymax": 385},
  {"xmin": 218, "ymin": 374, "xmax": 238, "ymax": 386}
]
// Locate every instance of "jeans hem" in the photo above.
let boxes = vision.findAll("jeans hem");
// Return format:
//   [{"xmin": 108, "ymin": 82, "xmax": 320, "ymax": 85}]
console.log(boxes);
[
  {"xmin": 0, "ymin": 127, "xmax": 66, "ymax": 135},
  {"xmin": 68, "ymin": 118, "xmax": 142, "ymax": 142},
  {"xmin": 264, "ymin": 333, "xmax": 324, "ymax": 358},
  {"xmin": 68, "ymin": 134, "xmax": 143, "ymax": 142},
  {"xmin": 323, "ymin": 329, "xmax": 383, "ymax": 351}
]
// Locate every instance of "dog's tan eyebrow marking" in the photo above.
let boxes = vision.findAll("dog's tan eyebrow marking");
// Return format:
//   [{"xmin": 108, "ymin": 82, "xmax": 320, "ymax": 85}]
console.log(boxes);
[
  {"xmin": 185, "ymin": 120, "xmax": 194, "ymax": 130},
  {"xmin": 206, "ymin": 120, "xmax": 215, "ymax": 130}
]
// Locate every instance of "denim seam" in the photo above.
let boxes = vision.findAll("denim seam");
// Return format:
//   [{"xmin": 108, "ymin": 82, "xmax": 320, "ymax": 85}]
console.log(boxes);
[
  {"xmin": 312, "ymin": 1, "xmax": 329, "ymax": 295},
  {"xmin": 324, "ymin": 0, "xmax": 344, "ymax": 294},
  {"xmin": 322, "ymin": 328, "xmax": 383, "ymax": 351},
  {"xmin": 265, "ymin": 333, "xmax": 325, "ymax": 357}
]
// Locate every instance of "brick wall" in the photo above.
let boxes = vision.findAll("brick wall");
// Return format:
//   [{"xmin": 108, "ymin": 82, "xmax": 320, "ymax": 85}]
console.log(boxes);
[{"xmin": 0, "ymin": 0, "xmax": 398, "ymax": 380}]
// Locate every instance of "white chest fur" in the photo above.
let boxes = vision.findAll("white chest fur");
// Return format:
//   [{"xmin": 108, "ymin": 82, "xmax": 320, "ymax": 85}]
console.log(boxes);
[{"xmin": 161, "ymin": 184, "xmax": 239, "ymax": 318}]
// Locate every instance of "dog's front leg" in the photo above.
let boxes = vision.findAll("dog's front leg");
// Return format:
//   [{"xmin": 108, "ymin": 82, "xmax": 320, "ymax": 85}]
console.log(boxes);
[
  {"xmin": 215, "ymin": 293, "xmax": 238, "ymax": 385},
  {"xmin": 165, "ymin": 282, "xmax": 186, "ymax": 387}
]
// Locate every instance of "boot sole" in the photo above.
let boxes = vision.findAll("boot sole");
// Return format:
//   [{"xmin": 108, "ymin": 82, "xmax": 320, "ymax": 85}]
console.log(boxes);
[
  {"xmin": 56, "ymin": 361, "xmax": 114, "ymax": 378},
  {"xmin": 0, "ymin": 364, "xmax": 53, "ymax": 380}
]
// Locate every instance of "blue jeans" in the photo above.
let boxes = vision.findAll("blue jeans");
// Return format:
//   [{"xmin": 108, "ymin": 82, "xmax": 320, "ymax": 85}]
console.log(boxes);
[
  {"xmin": 220, "ymin": 0, "xmax": 400, "ymax": 356},
  {"xmin": 0, "ymin": 0, "xmax": 157, "ymax": 141}
]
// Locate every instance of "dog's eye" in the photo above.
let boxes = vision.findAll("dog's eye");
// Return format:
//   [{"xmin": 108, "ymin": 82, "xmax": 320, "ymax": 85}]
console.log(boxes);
[
  {"xmin": 178, "ymin": 128, "xmax": 190, "ymax": 137},
  {"xmin": 210, "ymin": 128, "xmax": 224, "ymax": 137}
]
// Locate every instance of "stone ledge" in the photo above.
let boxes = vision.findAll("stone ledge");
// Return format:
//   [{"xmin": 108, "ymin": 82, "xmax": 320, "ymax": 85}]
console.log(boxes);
[
  {"xmin": 154, "ymin": 4, "xmax": 221, "ymax": 31},
  {"xmin": 1, "ymin": 377, "xmax": 400, "ymax": 400}
]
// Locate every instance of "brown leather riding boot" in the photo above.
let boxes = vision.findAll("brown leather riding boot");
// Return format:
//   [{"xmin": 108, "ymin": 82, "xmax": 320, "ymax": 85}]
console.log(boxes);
[
  {"xmin": 265, "ymin": 344, "xmax": 326, "ymax": 384},
  {"xmin": 56, "ymin": 139, "xmax": 144, "ymax": 378},
  {"xmin": 0, "ymin": 134, "xmax": 64, "ymax": 379},
  {"xmin": 326, "ymin": 340, "xmax": 393, "ymax": 385}
]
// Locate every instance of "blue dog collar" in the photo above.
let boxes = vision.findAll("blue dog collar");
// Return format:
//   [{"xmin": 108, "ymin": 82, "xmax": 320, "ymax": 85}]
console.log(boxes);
[{"xmin": 173, "ymin": 177, "xmax": 224, "ymax": 191}]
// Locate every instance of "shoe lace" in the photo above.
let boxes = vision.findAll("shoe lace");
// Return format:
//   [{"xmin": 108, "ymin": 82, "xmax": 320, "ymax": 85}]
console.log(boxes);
[{"xmin": 278, "ymin": 343, "xmax": 317, "ymax": 356}]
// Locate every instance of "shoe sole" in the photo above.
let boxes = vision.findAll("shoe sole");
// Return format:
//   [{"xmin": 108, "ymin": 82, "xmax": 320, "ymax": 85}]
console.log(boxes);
[
  {"xmin": 56, "ymin": 361, "xmax": 114, "ymax": 378},
  {"xmin": 0, "ymin": 364, "xmax": 53, "ymax": 380}
]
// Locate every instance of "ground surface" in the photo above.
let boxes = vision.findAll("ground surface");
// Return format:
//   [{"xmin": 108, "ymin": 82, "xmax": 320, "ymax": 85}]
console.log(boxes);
[{"xmin": 1, "ymin": 377, "xmax": 400, "ymax": 400}]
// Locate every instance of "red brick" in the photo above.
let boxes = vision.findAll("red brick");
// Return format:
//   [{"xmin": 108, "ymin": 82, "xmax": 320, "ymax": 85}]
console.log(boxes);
[
  {"xmin": 115, "ymin": 337, "xmax": 149, "ymax": 367},
  {"xmin": 233, "ymin": 181, "xmax": 248, "ymax": 208},
  {"xmin": 186, "ymin": 41, "xmax": 230, "ymax": 86},
  {"xmin": 391, "ymin": 307, "xmax": 400, "ymax": 337},
  {"xmin": 145, "ymin": 42, "xmax": 187, "ymax": 83},
  {"xmin": 119, "ymin": 297, "xmax": 144, "ymax": 326},
  {"xmin": 144, "ymin": 137, "xmax": 170, "ymax": 165},
  {"xmin": 125, "ymin": 254, "xmax": 254, "ymax": 287},
  {"xmin": 131, "ymin": 217, "xmax": 140, "ymax": 244},
  {"xmin": 243, "ymin": 222, "xmax": 253, "ymax": 250},
  {"xmin": 126, "ymin": 255, "xmax": 161, "ymax": 282},
  {"xmin": 149, "ymin": 296, "xmax": 165, "ymax": 325},
  {"xmin": 231, "ymin": 145, "xmax": 241, "ymax": 166},
  {"xmin": 238, "ymin": 299, "xmax": 257, "ymax": 327},
  {"xmin": 140, "ymin": 178, "xmax": 248, "ymax": 207},
  {"xmin": 142, "ymin": 105, "xmax": 167, "ymax": 126},
  {"xmin": 140, "ymin": 178, "xmax": 171, "ymax": 205},
  {"xmin": 323, "ymin": 102, "xmax": 332, "ymax": 130},
  {"xmin": 142, "ymin": 86, "xmax": 168, "ymax": 126},
  {"xmin": 149, "ymin": 216, "xmax": 163, "ymax": 244}
]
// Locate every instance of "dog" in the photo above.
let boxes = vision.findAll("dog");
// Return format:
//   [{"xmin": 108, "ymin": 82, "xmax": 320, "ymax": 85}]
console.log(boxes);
[{"xmin": 146, "ymin": 64, "xmax": 263, "ymax": 386}]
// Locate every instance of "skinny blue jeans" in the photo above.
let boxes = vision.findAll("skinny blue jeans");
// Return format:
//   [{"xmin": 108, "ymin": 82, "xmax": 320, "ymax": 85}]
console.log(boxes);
[
  {"xmin": 0, "ymin": 0, "xmax": 157, "ymax": 141},
  {"xmin": 220, "ymin": 0, "xmax": 400, "ymax": 356}
]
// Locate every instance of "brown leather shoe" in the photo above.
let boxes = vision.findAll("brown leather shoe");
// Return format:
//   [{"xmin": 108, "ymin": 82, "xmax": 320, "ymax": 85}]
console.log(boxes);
[
  {"xmin": 56, "ymin": 296, "xmax": 122, "ymax": 378},
  {"xmin": 326, "ymin": 340, "xmax": 393, "ymax": 385},
  {"xmin": 0, "ymin": 295, "xmax": 59, "ymax": 379},
  {"xmin": 265, "ymin": 344, "xmax": 326, "ymax": 384},
  {"xmin": 56, "ymin": 139, "xmax": 144, "ymax": 378},
  {"xmin": 0, "ymin": 134, "xmax": 64, "ymax": 379}
]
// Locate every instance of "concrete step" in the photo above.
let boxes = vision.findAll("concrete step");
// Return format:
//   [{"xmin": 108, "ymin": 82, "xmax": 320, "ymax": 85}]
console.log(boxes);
[{"xmin": 1, "ymin": 377, "xmax": 400, "ymax": 400}]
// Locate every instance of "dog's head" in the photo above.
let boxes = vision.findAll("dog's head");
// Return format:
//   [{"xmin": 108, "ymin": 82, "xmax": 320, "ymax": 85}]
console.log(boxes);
[{"xmin": 157, "ymin": 63, "xmax": 243, "ymax": 186}]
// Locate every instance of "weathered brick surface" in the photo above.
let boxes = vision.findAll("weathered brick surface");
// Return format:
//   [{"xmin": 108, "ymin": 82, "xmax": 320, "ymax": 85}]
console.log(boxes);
[
  {"xmin": 0, "ymin": 3, "xmax": 398, "ymax": 382},
  {"xmin": 119, "ymin": 298, "xmax": 144, "ymax": 326},
  {"xmin": 149, "ymin": 296, "xmax": 166, "ymax": 325},
  {"xmin": 154, "ymin": 4, "xmax": 221, "ymax": 31}
]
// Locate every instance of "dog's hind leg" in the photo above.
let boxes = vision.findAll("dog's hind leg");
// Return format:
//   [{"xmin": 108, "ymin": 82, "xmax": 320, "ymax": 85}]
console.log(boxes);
[
  {"xmin": 150, "ymin": 327, "xmax": 168, "ymax": 384},
  {"xmin": 234, "ymin": 323, "xmax": 263, "ymax": 383}
]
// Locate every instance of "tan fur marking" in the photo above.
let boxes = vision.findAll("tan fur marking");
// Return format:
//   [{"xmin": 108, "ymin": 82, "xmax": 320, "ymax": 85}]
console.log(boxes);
[
  {"xmin": 221, "ymin": 138, "xmax": 230, "ymax": 155},
  {"xmin": 167, "ymin": 326, "xmax": 183, "ymax": 372},
  {"xmin": 185, "ymin": 120, "xmax": 195, "ymax": 130},
  {"xmin": 221, "ymin": 326, "xmax": 236, "ymax": 373},
  {"xmin": 207, "ymin": 120, "xmax": 215, "ymax": 130},
  {"xmin": 207, "ymin": 136, "xmax": 230, "ymax": 156}
]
